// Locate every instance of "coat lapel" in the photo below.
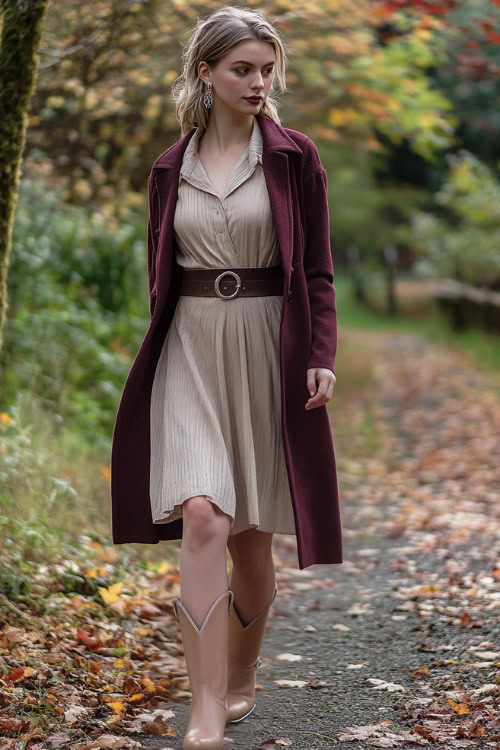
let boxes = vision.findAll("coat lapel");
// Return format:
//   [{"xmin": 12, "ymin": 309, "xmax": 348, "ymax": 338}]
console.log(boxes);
[{"xmin": 150, "ymin": 113, "xmax": 303, "ymax": 288}]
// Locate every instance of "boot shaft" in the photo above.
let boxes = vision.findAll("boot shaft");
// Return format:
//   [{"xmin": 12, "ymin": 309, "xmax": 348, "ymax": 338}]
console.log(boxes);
[
  {"xmin": 173, "ymin": 589, "xmax": 234, "ymax": 705},
  {"xmin": 228, "ymin": 583, "xmax": 278, "ymax": 664}
]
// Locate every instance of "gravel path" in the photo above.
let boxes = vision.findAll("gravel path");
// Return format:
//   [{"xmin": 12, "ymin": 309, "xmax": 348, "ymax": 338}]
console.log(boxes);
[{"xmin": 139, "ymin": 332, "xmax": 499, "ymax": 750}]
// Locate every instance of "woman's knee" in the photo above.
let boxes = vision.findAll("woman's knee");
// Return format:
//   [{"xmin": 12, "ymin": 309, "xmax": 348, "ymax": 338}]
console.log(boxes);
[{"xmin": 182, "ymin": 495, "xmax": 231, "ymax": 548}]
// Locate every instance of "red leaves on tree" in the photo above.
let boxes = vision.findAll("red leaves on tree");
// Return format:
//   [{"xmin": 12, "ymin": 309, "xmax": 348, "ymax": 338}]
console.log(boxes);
[{"xmin": 378, "ymin": 0, "xmax": 457, "ymax": 16}]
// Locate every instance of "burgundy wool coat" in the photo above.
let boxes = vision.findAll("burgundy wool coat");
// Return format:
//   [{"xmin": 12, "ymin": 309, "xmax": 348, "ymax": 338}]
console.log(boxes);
[{"xmin": 110, "ymin": 112, "xmax": 343, "ymax": 569}]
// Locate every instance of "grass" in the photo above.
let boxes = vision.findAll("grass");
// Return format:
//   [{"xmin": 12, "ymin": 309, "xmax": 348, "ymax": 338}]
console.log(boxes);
[{"xmin": 0, "ymin": 388, "xmax": 180, "ymax": 596}]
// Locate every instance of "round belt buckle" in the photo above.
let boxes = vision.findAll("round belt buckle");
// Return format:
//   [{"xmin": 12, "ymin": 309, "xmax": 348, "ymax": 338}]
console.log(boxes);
[{"xmin": 214, "ymin": 270, "xmax": 241, "ymax": 299}]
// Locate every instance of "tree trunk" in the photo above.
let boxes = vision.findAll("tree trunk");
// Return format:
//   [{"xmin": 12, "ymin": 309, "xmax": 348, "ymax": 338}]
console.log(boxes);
[
  {"xmin": 0, "ymin": 0, "xmax": 51, "ymax": 352},
  {"xmin": 347, "ymin": 244, "xmax": 366, "ymax": 304},
  {"xmin": 383, "ymin": 243, "xmax": 398, "ymax": 316}
]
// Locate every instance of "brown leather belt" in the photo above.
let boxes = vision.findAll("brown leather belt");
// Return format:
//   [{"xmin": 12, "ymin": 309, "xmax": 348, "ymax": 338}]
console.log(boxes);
[{"xmin": 180, "ymin": 264, "xmax": 284, "ymax": 299}]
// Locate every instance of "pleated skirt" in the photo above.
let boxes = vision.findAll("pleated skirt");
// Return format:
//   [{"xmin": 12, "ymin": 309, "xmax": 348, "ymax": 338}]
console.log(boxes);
[{"xmin": 149, "ymin": 292, "xmax": 296, "ymax": 535}]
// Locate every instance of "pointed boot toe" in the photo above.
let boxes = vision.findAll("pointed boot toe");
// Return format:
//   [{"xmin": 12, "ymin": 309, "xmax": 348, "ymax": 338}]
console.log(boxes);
[{"xmin": 226, "ymin": 582, "xmax": 278, "ymax": 723}]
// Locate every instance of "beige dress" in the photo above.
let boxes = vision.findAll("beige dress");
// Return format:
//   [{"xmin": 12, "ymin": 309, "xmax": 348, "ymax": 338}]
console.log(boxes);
[{"xmin": 149, "ymin": 116, "xmax": 296, "ymax": 536}]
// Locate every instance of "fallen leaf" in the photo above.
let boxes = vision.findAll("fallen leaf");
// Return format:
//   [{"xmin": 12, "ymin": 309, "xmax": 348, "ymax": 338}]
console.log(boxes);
[{"xmin": 275, "ymin": 653, "xmax": 303, "ymax": 662}]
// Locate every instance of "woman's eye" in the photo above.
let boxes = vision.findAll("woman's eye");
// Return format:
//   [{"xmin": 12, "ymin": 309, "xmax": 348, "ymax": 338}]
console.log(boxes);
[{"xmin": 235, "ymin": 68, "xmax": 273, "ymax": 76}]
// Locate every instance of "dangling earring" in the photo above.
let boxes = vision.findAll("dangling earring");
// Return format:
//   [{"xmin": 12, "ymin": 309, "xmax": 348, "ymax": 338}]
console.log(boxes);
[{"xmin": 202, "ymin": 81, "xmax": 213, "ymax": 109}]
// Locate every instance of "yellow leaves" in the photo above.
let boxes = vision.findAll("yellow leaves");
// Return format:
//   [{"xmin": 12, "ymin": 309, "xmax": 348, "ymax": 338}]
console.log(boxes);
[
  {"xmin": 85, "ymin": 90, "xmax": 99, "ymax": 109},
  {"xmin": 153, "ymin": 559, "xmax": 175, "ymax": 574},
  {"xmin": 93, "ymin": 544, "xmax": 120, "ymax": 564},
  {"xmin": 144, "ymin": 95, "xmax": 162, "ymax": 121},
  {"xmin": 419, "ymin": 113, "xmax": 440, "ymax": 130},
  {"xmin": 100, "ymin": 680, "xmax": 154, "ymax": 718},
  {"xmin": 138, "ymin": 677, "xmax": 156, "ymax": 693},
  {"xmin": 385, "ymin": 95, "xmax": 402, "ymax": 113},
  {"xmin": 99, "ymin": 466, "xmax": 111, "ymax": 482},
  {"xmin": 411, "ymin": 666, "xmax": 429, "ymax": 676},
  {"xmin": 3, "ymin": 666, "xmax": 38, "ymax": 685},
  {"xmin": 314, "ymin": 126, "xmax": 342, "ymax": 143},
  {"xmin": 328, "ymin": 108, "xmax": 358, "ymax": 127},
  {"xmin": 363, "ymin": 101, "xmax": 392, "ymax": 120},
  {"xmin": 163, "ymin": 69, "xmax": 179, "ymax": 85},
  {"xmin": 97, "ymin": 580, "xmax": 166, "ymax": 619},
  {"xmin": 448, "ymin": 698, "xmax": 472, "ymax": 715},
  {"xmin": 127, "ymin": 693, "xmax": 144, "ymax": 703},
  {"xmin": 345, "ymin": 83, "xmax": 377, "ymax": 100},
  {"xmin": 107, "ymin": 701, "xmax": 126, "ymax": 717},
  {"xmin": 415, "ymin": 27, "xmax": 432, "ymax": 41},
  {"xmin": 0, "ymin": 412, "xmax": 14, "ymax": 425},
  {"xmin": 301, "ymin": 0, "xmax": 343, "ymax": 14},
  {"xmin": 405, "ymin": 583, "xmax": 441, "ymax": 598},
  {"xmin": 46, "ymin": 96, "xmax": 65, "ymax": 108},
  {"xmin": 21, "ymin": 667, "xmax": 37, "ymax": 679},
  {"xmin": 127, "ymin": 69, "xmax": 152, "ymax": 87},
  {"xmin": 137, "ymin": 627, "xmax": 154, "ymax": 636},
  {"xmin": 147, "ymin": 94, "xmax": 162, "ymax": 107},
  {"xmin": 86, "ymin": 565, "xmax": 110, "ymax": 578},
  {"xmin": 327, "ymin": 34, "xmax": 359, "ymax": 56},
  {"xmin": 98, "ymin": 581, "xmax": 124, "ymax": 604},
  {"xmin": 73, "ymin": 179, "xmax": 93, "ymax": 201}
]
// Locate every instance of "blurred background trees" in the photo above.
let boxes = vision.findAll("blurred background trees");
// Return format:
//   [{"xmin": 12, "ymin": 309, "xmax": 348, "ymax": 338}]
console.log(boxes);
[
  {"xmin": 3, "ymin": 0, "xmax": 500, "ymax": 438},
  {"xmin": 1, "ymin": 0, "xmax": 499, "ymax": 560}
]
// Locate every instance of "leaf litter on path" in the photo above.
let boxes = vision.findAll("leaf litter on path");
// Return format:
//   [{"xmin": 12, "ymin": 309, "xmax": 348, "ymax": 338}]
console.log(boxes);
[{"xmin": 1, "ymin": 331, "xmax": 498, "ymax": 748}]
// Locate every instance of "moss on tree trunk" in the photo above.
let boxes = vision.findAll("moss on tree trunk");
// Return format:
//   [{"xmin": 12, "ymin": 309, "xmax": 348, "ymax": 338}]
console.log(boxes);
[{"xmin": 0, "ymin": 0, "xmax": 50, "ymax": 351}]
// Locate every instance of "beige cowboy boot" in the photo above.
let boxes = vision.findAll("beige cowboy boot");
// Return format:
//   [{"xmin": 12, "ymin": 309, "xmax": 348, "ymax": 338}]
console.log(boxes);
[
  {"xmin": 226, "ymin": 582, "xmax": 278, "ymax": 723},
  {"xmin": 173, "ymin": 589, "xmax": 233, "ymax": 749}
]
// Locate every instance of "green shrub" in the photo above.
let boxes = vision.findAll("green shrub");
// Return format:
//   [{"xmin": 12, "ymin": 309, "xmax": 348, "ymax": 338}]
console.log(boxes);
[
  {"xmin": 398, "ymin": 150, "xmax": 500, "ymax": 287},
  {"xmin": 1, "ymin": 177, "xmax": 151, "ymax": 442}
]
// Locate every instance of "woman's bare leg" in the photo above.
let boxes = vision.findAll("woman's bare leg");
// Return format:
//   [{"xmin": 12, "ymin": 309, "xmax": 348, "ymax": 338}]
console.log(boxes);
[
  {"xmin": 227, "ymin": 528, "xmax": 275, "ymax": 626},
  {"xmin": 180, "ymin": 495, "xmax": 232, "ymax": 629}
]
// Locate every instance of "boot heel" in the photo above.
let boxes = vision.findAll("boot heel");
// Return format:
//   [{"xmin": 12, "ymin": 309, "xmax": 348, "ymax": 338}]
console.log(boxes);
[
  {"xmin": 226, "ymin": 582, "xmax": 278, "ymax": 723},
  {"xmin": 173, "ymin": 589, "xmax": 233, "ymax": 749}
]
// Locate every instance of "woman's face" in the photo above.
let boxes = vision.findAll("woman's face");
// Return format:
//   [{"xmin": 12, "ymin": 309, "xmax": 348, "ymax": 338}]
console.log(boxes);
[{"xmin": 200, "ymin": 39, "xmax": 276, "ymax": 116}]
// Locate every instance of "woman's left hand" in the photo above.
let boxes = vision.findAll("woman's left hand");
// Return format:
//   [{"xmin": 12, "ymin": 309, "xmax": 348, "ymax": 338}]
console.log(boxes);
[{"xmin": 305, "ymin": 368, "xmax": 336, "ymax": 409}]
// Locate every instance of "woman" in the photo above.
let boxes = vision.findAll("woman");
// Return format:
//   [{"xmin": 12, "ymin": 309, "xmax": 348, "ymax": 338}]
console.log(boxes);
[{"xmin": 110, "ymin": 5, "xmax": 342, "ymax": 749}]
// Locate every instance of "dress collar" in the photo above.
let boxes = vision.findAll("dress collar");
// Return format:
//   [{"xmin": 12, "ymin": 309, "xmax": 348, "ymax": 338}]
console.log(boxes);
[{"xmin": 180, "ymin": 115, "xmax": 263, "ymax": 181}]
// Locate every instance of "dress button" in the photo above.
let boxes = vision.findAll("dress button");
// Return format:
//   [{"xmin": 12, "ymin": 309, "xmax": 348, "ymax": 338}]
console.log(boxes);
[{"xmin": 287, "ymin": 291, "xmax": 292, "ymax": 302}]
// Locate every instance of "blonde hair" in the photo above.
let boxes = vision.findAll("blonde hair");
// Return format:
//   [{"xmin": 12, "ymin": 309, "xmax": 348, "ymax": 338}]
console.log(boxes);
[{"xmin": 172, "ymin": 5, "xmax": 291, "ymax": 135}]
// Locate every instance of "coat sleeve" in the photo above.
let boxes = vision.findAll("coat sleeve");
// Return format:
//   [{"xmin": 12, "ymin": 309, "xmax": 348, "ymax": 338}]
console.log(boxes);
[
  {"xmin": 302, "ymin": 141, "xmax": 338, "ymax": 376},
  {"xmin": 147, "ymin": 172, "xmax": 159, "ymax": 317}
]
